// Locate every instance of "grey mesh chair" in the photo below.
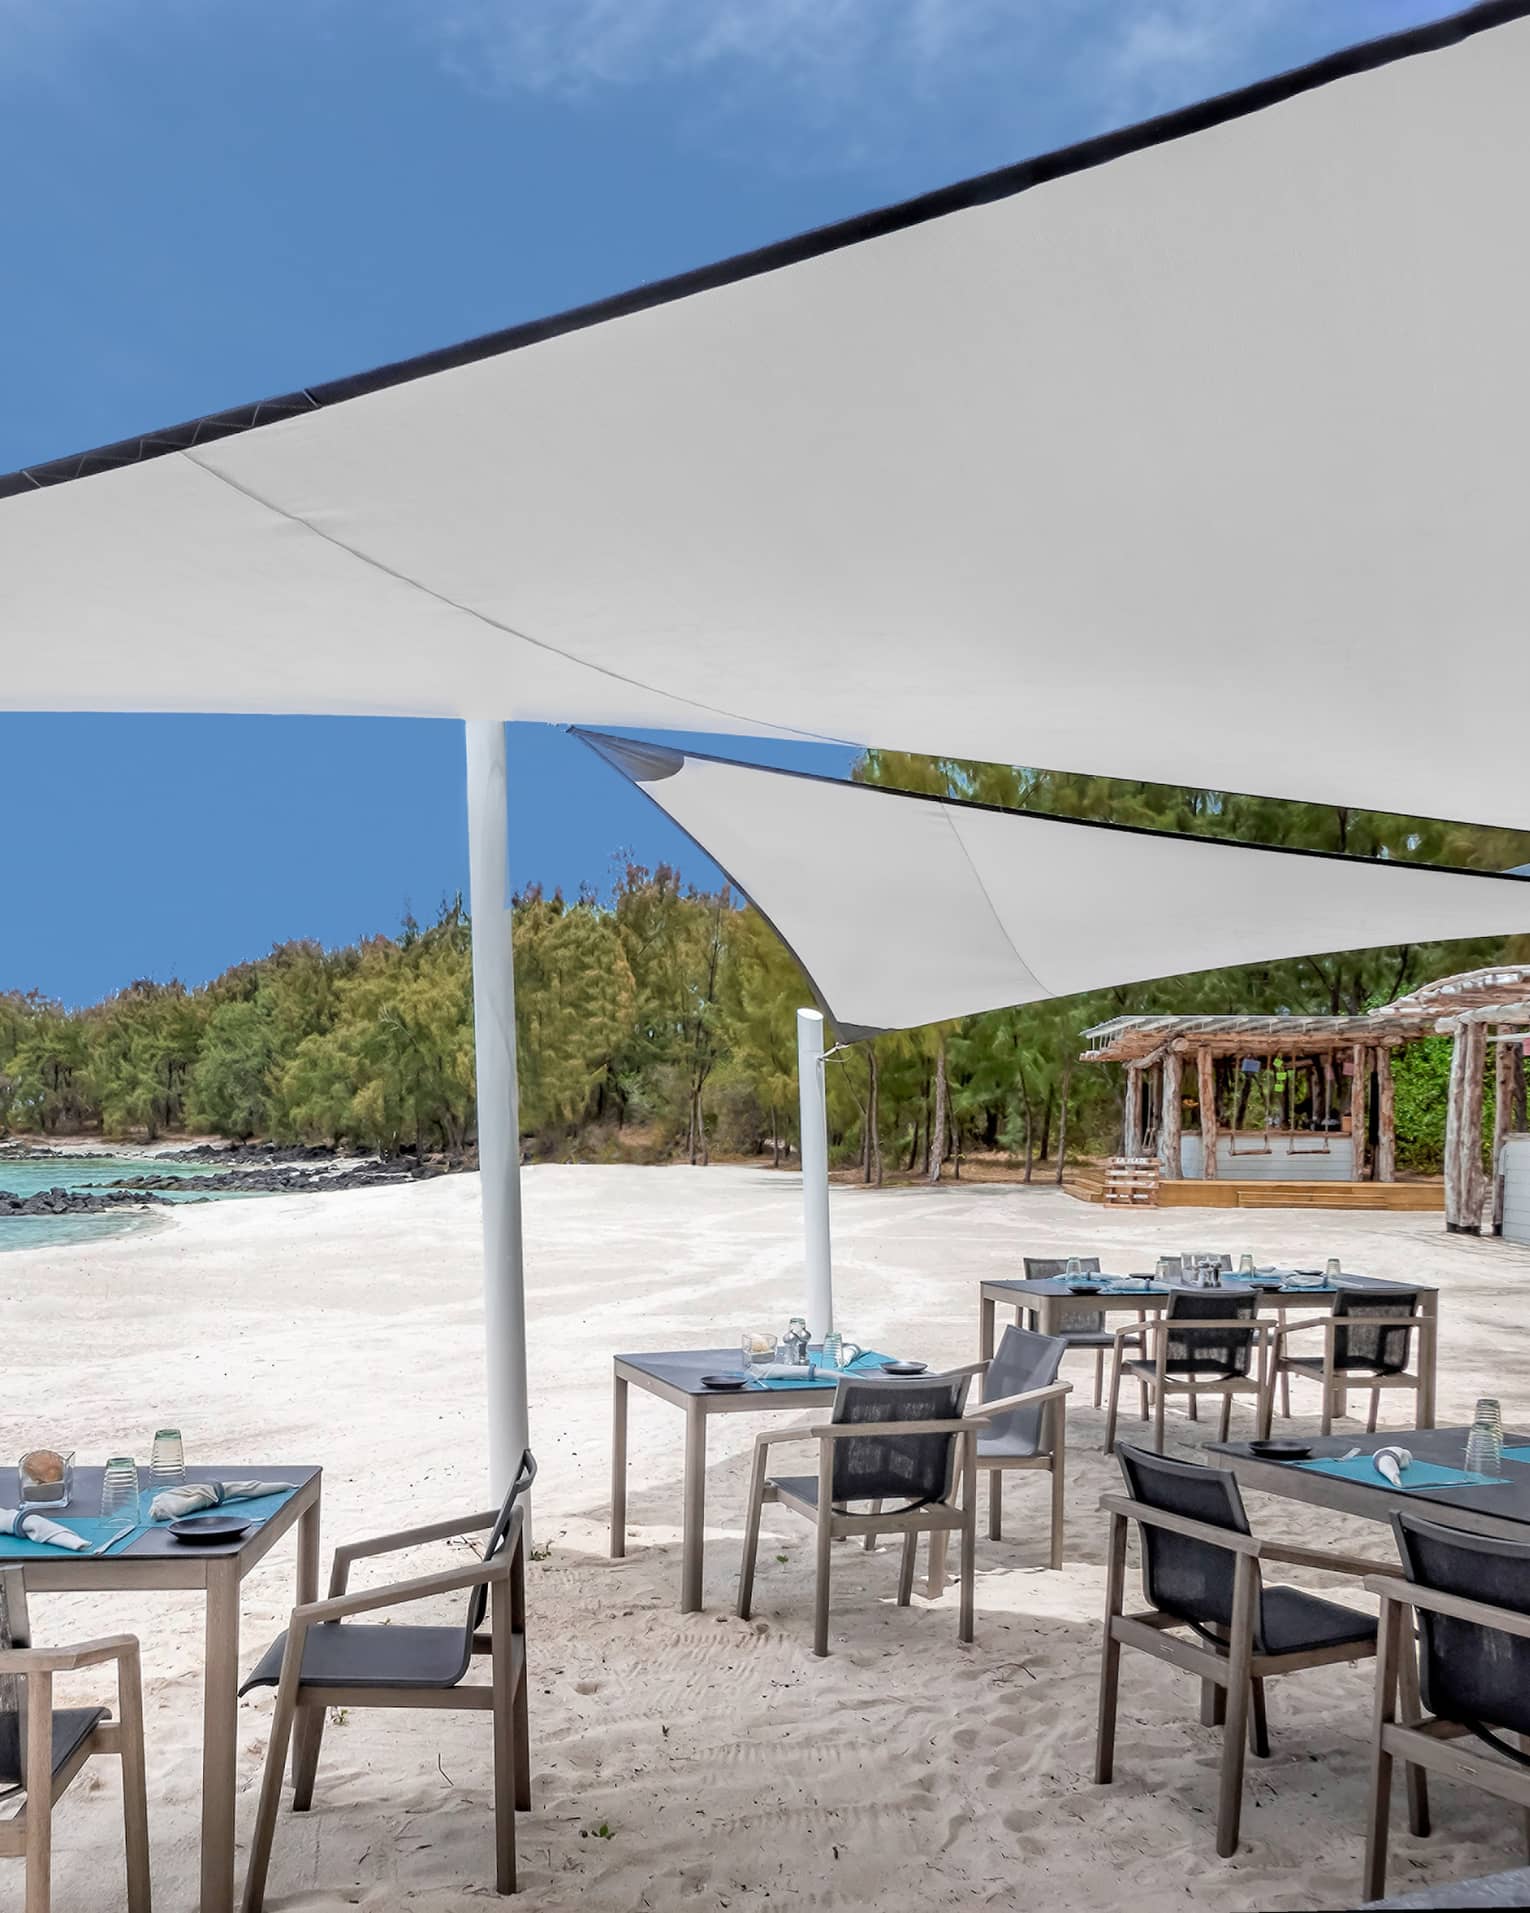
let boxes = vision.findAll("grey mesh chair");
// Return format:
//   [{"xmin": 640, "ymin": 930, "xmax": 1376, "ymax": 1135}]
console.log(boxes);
[
  {"xmin": 1271, "ymin": 1289, "xmax": 1429, "ymax": 1435},
  {"xmin": 1021, "ymin": 1256, "xmax": 1143, "ymax": 1407},
  {"xmin": 1364, "ymin": 1514, "xmax": 1530, "ymax": 1902},
  {"xmin": 975, "ymin": 1327, "xmax": 1071, "ymax": 1563},
  {"xmin": 737, "ymin": 1371, "xmax": 983, "ymax": 1656},
  {"xmin": 1097, "ymin": 1444, "xmax": 1380, "ymax": 1857},
  {"xmin": 1105, "ymin": 1290, "xmax": 1270, "ymax": 1453},
  {"xmin": 0, "ymin": 1569, "xmax": 150, "ymax": 1913},
  {"xmin": 240, "ymin": 1450, "xmax": 536, "ymax": 1908}
]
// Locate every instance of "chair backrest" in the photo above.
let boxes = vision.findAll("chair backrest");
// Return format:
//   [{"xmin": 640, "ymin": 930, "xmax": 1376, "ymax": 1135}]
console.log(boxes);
[
  {"xmin": 0, "ymin": 1568, "xmax": 31, "ymax": 1796},
  {"xmin": 1023, "ymin": 1256, "xmax": 1104, "ymax": 1333},
  {"xmin": 1163, "ymin": 1289, "xmax": 1258, "ymax": 1377},
  {"xmin": 1333, "ymin": 1290, "xmax": 1418, "ymax": 1373},
  {"xmin": 465, "ymin": 1448, "xmax": 537, "ymax": 1643},
  {"xmin": 829, "ymin": 1372, "xmax": 971, "ymax": 1507},
  {"xmin": 1117, "ymin": 1444, "xmax": 1252, "ymax": 1636},
  {"xmin": 983, "ymin": 1326, "xmax": 1066, "ymax": 1454},
  {"xmin": 1393, "ymin": 1512, "xmax": 1530, "ymax": 1753}
]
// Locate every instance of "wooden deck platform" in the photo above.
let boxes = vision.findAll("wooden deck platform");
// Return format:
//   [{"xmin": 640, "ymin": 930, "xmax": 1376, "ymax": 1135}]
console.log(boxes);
[{"xmin": 1069, "ymin": 1173, "xmax": 1443, "ymax": 1212}]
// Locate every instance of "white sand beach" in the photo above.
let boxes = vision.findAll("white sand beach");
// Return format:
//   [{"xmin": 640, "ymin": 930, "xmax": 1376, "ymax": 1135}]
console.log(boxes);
[{"xmin": 8, "ymin": 1167, "xmax": 1530, "ymax": 1911}]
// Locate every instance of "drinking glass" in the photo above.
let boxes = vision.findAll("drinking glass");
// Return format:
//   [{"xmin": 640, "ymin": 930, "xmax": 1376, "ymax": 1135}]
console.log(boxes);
[
  {"xmin": 1238, "ymin": 1253, "xmax": 1256, "ymax": 1276},
  {"xmin": 1065, "ymin": 1256, "xmax": 1081, "ymax": 1279},
  {"xmin": 150, "ymin": 1428, "xmax": 185, "ymax": 1485},
  {"xmin": 1466, "ymin": 1397, "xmax": 1505, "ymax": 1476},
  {"xmin": 1325, "ymin": 1257, "xmax": 1342, "ymax": 1280},
  {"xmin": 822, "ymin": 1331, "xmax": 844, "ymax": 1369},
  {"xmin": 1155, "ymin": 1257, "xmax": 1172, "ymax": 1282},
  {"xmin": 100, "ymin": 1456, "xmax": 141, "ymax": 1530}
]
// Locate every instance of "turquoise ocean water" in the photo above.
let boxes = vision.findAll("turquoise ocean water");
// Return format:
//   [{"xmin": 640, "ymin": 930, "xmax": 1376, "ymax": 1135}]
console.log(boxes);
[{"xmin": 0, "ymin": 1156, "xmax": 252, "ymax": 1254}]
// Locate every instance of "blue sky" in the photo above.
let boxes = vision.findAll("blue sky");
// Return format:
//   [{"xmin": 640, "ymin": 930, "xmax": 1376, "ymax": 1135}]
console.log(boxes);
[{"xmin": 1, "ymin": 0, "xmax": 1446, "ymax": 1005}]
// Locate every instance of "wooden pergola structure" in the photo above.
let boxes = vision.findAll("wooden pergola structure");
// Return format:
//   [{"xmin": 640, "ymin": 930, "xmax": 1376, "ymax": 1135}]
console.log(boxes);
[{"xmin": 1082, "ymin": 967, "xmax": 1530, "ymax": 1227}]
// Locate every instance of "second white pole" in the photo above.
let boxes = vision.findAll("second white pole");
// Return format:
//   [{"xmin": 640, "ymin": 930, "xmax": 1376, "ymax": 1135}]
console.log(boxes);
[{"xmin": 796, "ymin": 1006, "xmax": 834, "ymax": 1338}]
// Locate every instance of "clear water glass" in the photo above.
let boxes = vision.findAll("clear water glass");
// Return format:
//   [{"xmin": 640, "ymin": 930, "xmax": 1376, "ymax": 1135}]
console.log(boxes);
[
  {"xmin": 1065, "ymin": 1256, "xmax": 1081, "ymax": 1279},
  {"xmin": 100, "ymin": 1456, "xmax": 141, "ymax": 1529},
  {"xmin": 1325, "ymin": 1257, "xmax": 1342, "ymax": 1279},
  {"xmin": 1238, "ymin": 1253, "xmax": 1256, "ymax": 1275},
  {"xmin": 822, "ymin": 1331, "xmax": 843, "ymax": 1369},
  {"xmin": 1466, "ymin": 1398, "xmax": 1505, "ymax": 1476},
  {"xmin": 1155, "ymin": 1257, "xmax": 1172, "ymax": 1282},
  {"xmin": 150, "ymin": 1428, "xmax": 185, "ymax": 1485}
]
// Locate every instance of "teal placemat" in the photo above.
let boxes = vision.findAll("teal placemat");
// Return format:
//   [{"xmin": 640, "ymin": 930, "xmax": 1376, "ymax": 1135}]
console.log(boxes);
[
  {"xmin": 1500, "ymin": 1445, "xmax": 1530, "ymax": 1464},
  {"xmin": 752, "ymin": 1351, "xmax": 898, "ymax": 1390},
  {"xmin": 1298, "ymin": 1457, "xmax": 1510, "ymax": 1491},
  {"xmin": 0, "ymin": 1515, "xmax": 152, "ymax": 1560}
]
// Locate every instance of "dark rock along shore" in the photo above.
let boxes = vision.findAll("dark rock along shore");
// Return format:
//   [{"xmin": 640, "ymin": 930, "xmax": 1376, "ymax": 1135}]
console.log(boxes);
[{"xmin": 0, "ymin": 1143, "xmax": 449, "ymax": 1218}]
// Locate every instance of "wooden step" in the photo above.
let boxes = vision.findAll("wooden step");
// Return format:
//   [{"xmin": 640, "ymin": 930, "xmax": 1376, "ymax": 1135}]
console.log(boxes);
[{"xmin": 1155, "ymin": 1178, "xmax": 1443, "ymax": 1212}]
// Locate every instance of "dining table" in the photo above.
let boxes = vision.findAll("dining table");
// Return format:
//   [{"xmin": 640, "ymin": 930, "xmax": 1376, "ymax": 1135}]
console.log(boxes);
[
  {"xmin": 979, "ymin": 1269, "xmax": 1439, "ymax": 1426},
  {"xmin": 0, "ymin": 1462, "xmax": 322, "ymax": 1913},
  {"xmin": 610, "ymin": 1346, "xmax": 916, "ymax": 1613}
]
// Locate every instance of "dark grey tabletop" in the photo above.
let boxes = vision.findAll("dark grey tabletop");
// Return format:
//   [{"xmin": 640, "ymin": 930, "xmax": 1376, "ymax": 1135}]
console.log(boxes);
[
  {"xmin": 987, "ymin": 1270, "xmax": 1432, "ymax": 1298},
  {"xmin": 1211, "ymin": 1428, "xmax": 1530, "ymax": 1527},
  {"xmin": 615, "ymin": 1348, "xmax": 781, "ymax": 1394},
  {"xmin": 0, "ymin": 1464, "xmax": 319, "ymax": 1559}
]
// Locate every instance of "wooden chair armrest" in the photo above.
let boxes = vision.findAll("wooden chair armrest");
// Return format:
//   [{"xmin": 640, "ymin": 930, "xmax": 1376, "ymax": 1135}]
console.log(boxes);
[
  {"xmin": 294, "ymin": 1554, "xmax": 514, "ymax": 1627},
  {"xmin": 1098, "ymin": 1492, "xmax": 1262, "ymax": 1556},
  {"xmin": 328, "ymin": 1508, "xmax": 501, "ymax": 1592},
  {"xmin": 1363, "ymin": 1574, "xmax": 1530, "ymax": 1641},
  {"xmin": 1260, "ymin": 1540, "xmax": 1391, "ymax": 1579},
  {"xmin": 751, "ymin": 1423, "xmax": 830, "ymax": 1451},
  {"xmin": 974, "ymin": 1381, "xmax": 1072, "ymax": 1418},
  {"xmin": 0, "ymin": 1634, "xmax": 140, "ymax": 1674},
  {"xmin": 1110, "ymin": 1322, "xmax": 1150, "ymax": 1345}
]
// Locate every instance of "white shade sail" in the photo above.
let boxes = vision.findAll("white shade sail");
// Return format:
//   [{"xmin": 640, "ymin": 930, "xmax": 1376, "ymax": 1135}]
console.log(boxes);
[
  {"xmin": 4, "ymin": 5, "xmax": 1530, "ymax": 825},
  {"xmin": 577, "ymin": 732, "xmax": 1530, "ymax": 1039}
]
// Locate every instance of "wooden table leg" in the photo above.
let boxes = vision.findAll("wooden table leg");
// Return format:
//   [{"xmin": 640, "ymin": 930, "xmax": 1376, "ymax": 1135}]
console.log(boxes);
[
  {"xmin": 980, "ymin": 1294, "xmax": 996, "ymax": 1365},
  {"xmin": 1419, "ymin": 1297, "xmax": 1438, "ymax": 1429},
  {"xmin": 290, "ymin": 1489, "xmax": 325, "ymax": 1806},
  {"xmin": 200, "ymin": 1560, "xmax": 241, "ymax": 1913},
  {"xmin": 681, "ymin": 1399, "xmax": 707, "ymax": 1614},
  {"xmin": 610, "ymin": 1373, "xmax": 629, "ymax": 1559}
]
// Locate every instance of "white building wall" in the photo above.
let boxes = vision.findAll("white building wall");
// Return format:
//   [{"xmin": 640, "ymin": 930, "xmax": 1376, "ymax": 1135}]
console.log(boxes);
[
  {"xmin": 1181, "ymin": 1134, "xmax": 1356, "ymax": 1181},
  {"xmin": 1503, "ymin": 1133, "xmax": 1530, "ymax": 1245}
]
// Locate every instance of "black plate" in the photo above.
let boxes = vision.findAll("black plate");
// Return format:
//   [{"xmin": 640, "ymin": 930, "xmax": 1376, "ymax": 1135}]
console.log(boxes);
[
  {"xmin": 1067, "ymin": 1283, "xmax": 1102, "ymax": 1295},
  {"xmin": 168, "ymin": 1514, "xmax": 253, "ymax": 1544},
  {"xmin": 699, "ymin": 1372, "xmax": 753, "ymax": 1390},
  {"xmin": 881, "ymin": 1360, "xmax": 928, "ymax": 1376},
  {"xmin": 1248, "ymin": 1440, "xmax": 1312, "ymax": 1461}
]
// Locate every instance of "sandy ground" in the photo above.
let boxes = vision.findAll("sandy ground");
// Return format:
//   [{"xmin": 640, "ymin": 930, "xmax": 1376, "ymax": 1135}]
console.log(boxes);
[{"xmin": 7, "ymin": 1166, "xmax": 1530, "ymax": 1912}]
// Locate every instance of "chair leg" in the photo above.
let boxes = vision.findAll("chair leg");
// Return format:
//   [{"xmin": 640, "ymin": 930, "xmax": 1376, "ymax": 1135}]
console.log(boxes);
[
  {"xmin": 1249, "ymin": 1679, "xmax": 1270, "ymax": 1758},
  {"xmin": 490, "ymin": 1573, "xmax": 517, "ymax": 1895},
  {"xmin": 897, "ymin": 1531, "xmax": 917, "ymax": 1605},
  {"xmin": 958, "ymin": 1513, "xmax": 976, "ymax": 1645},
  {"xmin": 813, "ymin": 1514, "xmax": 833, "ymax": 1658},
  {"xmin": 1152, "ymin": 1385, "xmax": 1167, "ymax": 1455},
  {"xmin": 117, "ymin": 1646, "xmax": 152, "ymax": 1913},
  {"xmin": 1395, "ymin": 1619, "xmax": 1430, "ymax": 1839},
  {"xmin": 511, "ymin": 1545, "xmax": 531, "ymax": 1813},
  {"xmin": 926, "ymin": 1528, "xmax": 950, "ymax": 1601},
  {"xmin": 1280, "ymin": 1369, "xmax": 1290, "ymax": 1420},
  {"xmin": 1104, "ymin": 1343, "xmax": 1125, "ymax": 1454},
  {"xmin": 1049, "ymin": 1415, "xmax": 1067, "ymax": 1572},
  {"xmin": 1200, "ymin": 1679, "xmax": 1226, "ymax": 1728},
  {"xmin": 988, "ymin": 1467, "xmax": 1002, "ymax": 1543},
  {"xmin": 1138, "ymin": 1378, "xmax": 1149, "ymax": 1421},
  {"xmin": 1320, "ymin": 1387, "xmax": 1334, "ymax": 1439},
  {"xmin": 1218, "ymin": 1393, "xmax": 1233, "ymax": 1443},
  {"xmin": 737, "ymin": 1446, "xmax": 768, "ymax": 1620},
  {"xmin": 1364, "ymin": 1599, "xmax": 1401, "ymax": 1904},
  {"xmin": 1218, "ymin": 1675, "xmax": 1252, "ymax": 1856},
  {"xmin": 241, "ymin": 1652, "xmax": 303, "ymax": 1913},
  {"xmin": 1367, "ymin": 1389, "xmax": 1380, "ymax": 1435},
  {"xmin": 863, "ymin": 1499, "xmax": 882, "ymax": 1552},
  {"xmin": 1094, "ymin": 1348, "xmax": 1104, "ymax": 1409},
  {"xmin": 1188, "ymin": 1393, "xmax": 1199, "ymax": 1423},
  {"xmin": 290, "ymin": 1701, "xmax": 326, "ymax": 1813},
  {"xmin": 1094, "ymin": 1514, "xmax": 1128, "ymax": 1785}
]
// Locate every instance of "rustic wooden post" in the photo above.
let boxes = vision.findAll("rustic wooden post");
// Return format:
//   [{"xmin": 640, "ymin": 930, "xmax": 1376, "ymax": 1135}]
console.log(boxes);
[
  {"xmin": 1197, "ymin": 1046, "xmax": 1219, "ymax": 1180},
  {"xmin": 1493, "ymin": 1024, "xmax": 1517, "ymax": 1234},
  {"xmin": 1123, "ymin": 1063, "xmax": 1142, "ymax": 1158},
  {"xmin": 1375, "ymin": 1045, "xmax": 1397, "ymax": 1183},
  {"xmin": 1444, "ymin": 1020, "xmax": 1488, "ymax": 1233},
  {"xmin": 1158, "ymin": 1051, "xmax": 1182, "ymax": 1181},
  {"xmin": 1350, "ymin": 1044, "xmax": 1372, "ymax": 1181}
]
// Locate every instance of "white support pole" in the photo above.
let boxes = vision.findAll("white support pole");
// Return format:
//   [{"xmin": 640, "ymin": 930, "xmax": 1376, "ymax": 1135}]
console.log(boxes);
[
  {"xmin": 465, "ymin": 720, "xmax": 530, "ymax": 1497},
  {"xmin": 796, "ymin": 1007, "xmax": 833, "ymax": 1339}
]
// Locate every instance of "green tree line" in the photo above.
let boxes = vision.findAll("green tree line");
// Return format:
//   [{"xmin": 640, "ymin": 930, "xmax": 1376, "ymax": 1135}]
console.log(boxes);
[{"xmin": 2, "ymin": 757, "xmax": 1526, "ymax": 1175}]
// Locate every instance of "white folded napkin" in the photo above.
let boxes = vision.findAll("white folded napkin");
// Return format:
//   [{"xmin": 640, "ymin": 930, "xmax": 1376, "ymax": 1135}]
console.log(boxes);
[
  {"xmin": 1373, "ymin": 1445, "xmax": 1412, "ymax": 1488},
  {"xmin": 149, "ymin": 1480, "xmax": 291, "ymax": 1523},
  {"xmin": 0, "ymin": 1506, "xmax": 89, "ymax": 1551}
]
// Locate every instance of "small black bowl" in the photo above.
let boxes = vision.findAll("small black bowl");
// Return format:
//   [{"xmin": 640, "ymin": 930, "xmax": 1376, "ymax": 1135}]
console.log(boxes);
[
  {"xmin": 1248, "ymin": 1440, "xmax": 1313, "ymax": 1462},
  {"xmin": 699, "ymin": 1372, "xmax": 753, "ymax": 1390},
  {"xmin": 168, "ymin": 1514, "xmax": 253, "ymax": 1545},
  {"xmin": 1067, "ymin": 1283, "xmax": 1103, "ymax": 1295},
  {"xmin": 881, "ymin": 1360, "xmax": 928, "ymax": 1377}
]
